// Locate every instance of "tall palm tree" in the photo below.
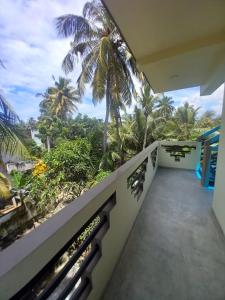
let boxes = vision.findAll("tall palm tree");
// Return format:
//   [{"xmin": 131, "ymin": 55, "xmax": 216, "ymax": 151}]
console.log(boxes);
[
  {"xmin": 36, "ymin": 76, "xmax": 80, "ymax": 151},
  {"xmin": 197, "ymin": 110, "xmax": 217, "ymax": 128},
  {"xmin": 137, "ymin": 84, "xmax": 157, "ymax": 149},
  {"xmin": 37, "ymin": 91, "xmax": 52, "ymax": 117},
  {"xmin": 26, "ymin": 117, "xmax": 37, "ymax": 139},
  {"xmin": 56, "ymin": 0, "xmax": 136, "ymax": 154},
  {"xmin": 47, "ymin": 76, "xmax": 80, "ymax": 119},
  {"xmin": 166, "ymin": 102, "xmax": 199, "ymax": 140},
  {"xmin": 156, "ymin": 95, "xmax": 175, "ymax": 119}
]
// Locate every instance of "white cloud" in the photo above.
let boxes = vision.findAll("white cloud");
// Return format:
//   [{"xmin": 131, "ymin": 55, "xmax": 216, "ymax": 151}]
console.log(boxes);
[
  {"xmin": 0, "ymin": 0, "xmax": 86, "ymax": 119},
  {"xmin": 0, "ymin": 0, "xmax": 224, "ymax": 122},
  {"xmin": 166, "ymin": 84, "xmax": 224, "ymax": 116}
]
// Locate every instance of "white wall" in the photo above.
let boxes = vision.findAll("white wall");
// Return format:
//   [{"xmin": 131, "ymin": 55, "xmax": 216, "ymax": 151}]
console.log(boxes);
[
  {"xmin": 158, "ymin": 141, "xmax": 200, "ymax": 170},
  {"xmin": 213, "ymin": 84, "xmax": 225, "ymax": 235}
]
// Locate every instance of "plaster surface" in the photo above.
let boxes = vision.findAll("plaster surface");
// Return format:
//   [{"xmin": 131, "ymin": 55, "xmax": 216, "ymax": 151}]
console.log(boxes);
[{"xmin": 103, "ymin": 168, "xmax": 225, "ymax": 300}]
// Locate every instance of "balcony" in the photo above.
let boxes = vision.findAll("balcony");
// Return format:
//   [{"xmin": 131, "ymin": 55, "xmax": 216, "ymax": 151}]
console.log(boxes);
[
  {"xmin": 1, "ymin": 141, "xmax": 225, "ymax": 299},
  {"xmin": 103, "ymin": 168, "xmax": 225, "ymax": 300}
]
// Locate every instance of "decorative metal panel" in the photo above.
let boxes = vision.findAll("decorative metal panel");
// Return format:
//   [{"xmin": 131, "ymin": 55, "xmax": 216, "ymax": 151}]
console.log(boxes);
[
  {"xmin": 11, "ymin": 193, "xmax": 116, "ymax": 300},
  {"xmin": 127, "ymin": 157, "xmax": 148, "ymax": 200},
  {"xmin": 151, "ymin": 147, "xmax": 158, "ymax": 168},
  {"xmin": 162, "ymin": 145, "xmax": 196, "ymax": 161}
]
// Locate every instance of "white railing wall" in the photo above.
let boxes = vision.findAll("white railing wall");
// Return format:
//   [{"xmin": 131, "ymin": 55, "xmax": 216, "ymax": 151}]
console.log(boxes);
[
  {"xmin": 0, "ymin": 142, "xmax": 159, "ymax": 300},
  {"xmin": 158, "ymin": 141, "xmax": 201, "ymax": 170}
]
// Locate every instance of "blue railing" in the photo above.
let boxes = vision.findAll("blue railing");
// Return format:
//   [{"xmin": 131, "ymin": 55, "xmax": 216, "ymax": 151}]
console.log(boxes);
[{"xmin": 197, "ymin": 126, "xmax": 220, "ymax": 187}]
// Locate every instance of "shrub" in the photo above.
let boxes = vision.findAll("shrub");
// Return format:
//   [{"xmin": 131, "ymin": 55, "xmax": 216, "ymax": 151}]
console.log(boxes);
[{"xmin": 28, "ymin": 139, "xmax": 94, "ymax": 212}]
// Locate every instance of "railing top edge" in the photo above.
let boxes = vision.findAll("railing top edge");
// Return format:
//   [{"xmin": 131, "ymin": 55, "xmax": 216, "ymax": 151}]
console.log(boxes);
[
  {"xmin": 159, "ymin": 140, "xmax": 199, "ymax": 145},
  {"xmin": 0, "ymin": 141, "xmax": 159, "ymax": 277},
  {"xmin": 117, "ymin": 141, "xmax": 159, "ymax": 175}
]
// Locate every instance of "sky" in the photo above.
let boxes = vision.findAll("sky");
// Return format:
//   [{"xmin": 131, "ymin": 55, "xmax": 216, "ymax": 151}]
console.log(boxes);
[{"xmin": 0, "ymin": 0, "xmax": 224, "ymax": 121}]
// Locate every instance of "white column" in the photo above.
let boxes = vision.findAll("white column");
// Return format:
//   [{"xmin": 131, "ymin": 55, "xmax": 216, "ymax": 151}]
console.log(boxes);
[{"xmin": 213, "ymin": 83, "xmax": 225, "ymax": 234}]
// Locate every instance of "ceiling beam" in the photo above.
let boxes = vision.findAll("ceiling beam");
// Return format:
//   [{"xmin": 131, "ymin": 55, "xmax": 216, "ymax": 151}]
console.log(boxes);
[
  {"xmin": 200, "ymin": 54, "xmax": 225, "ymax": 96},
  {"xmin": 138, "ymin": 32, "xmax": 225, "ymax": 65}
]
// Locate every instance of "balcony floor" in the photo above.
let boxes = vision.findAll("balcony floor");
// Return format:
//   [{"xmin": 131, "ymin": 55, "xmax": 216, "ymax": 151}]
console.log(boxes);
[{"xmin": 103, "ymin": 168, "xmax": 225, "ymax": 300}]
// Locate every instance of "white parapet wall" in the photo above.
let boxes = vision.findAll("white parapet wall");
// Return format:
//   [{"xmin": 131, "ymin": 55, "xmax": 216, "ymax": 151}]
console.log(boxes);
[
  {"xmin": 158, "ymin": 141, "xmax": 201, "ymax": 170},
  {"xmin": 0, "ymin": 142, "xmax": 159, "ymax": 300},
  {"xmin": 213, "ymin": 84, "xmax": 225, "ymax": 236},
  {"xmin": 6, "ymin": 161, "xmax": 34, "ymax": 174}
]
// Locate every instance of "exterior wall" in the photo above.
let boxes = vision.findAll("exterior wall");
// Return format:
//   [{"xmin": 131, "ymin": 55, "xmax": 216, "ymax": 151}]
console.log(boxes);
[
  {"xmin": 158, "ymin": 141, "xmax": 201, "ymax": 170},
  {"xmin": 213, "ymin": 84, "xmax": 225, "ymax": 235},
  {"xmin": 6, "ymin": 161, "xmax": 34, "ymax": 174},
  {"xmin": 0, "ymin": 204, "xmax": 36, "ymax": 250},
  {"xmin": 0, "ymin": 142, "xmax": 159, "ymax": 299}
]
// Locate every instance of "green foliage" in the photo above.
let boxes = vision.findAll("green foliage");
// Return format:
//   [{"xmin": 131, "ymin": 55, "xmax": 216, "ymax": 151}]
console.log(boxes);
[
  {"xmin": 155, "ymin": 95, "xmax": 175, "ymax": 119},
  {"xmin": 36, "ymin": 114, "xmax": 104, "ymax": 167},
  {"xmin": 38, "ymin": 77, "xmax": 80, "ymax": 120},
  {"xmin": 10, "ymin": 170, "xmax": 31, "ymax": 189},
  {"xmin": 0, "ymin": 172, "xmax": 10, "ymax": 200},
  {"xmin": 163, "ymin": 102, "xmax": 200, "ymax": 140},
  {"xmin": 10, "ymin": 170, "xmax": 23, "ymax": 189},
  {"xmin": 90, "ymin": 170, "xmax": 111, "ymax": 186},
  {"xmin": 14, "ymin": 121, "xmax": 42, "ymax": 157},
  {"xmin": 28, "ymin": 139, "xmax": 94, "ymax": 212},
  {"xmin": 77, "ymin": 216, "xmax": 100, "ymax": 245},
  {"xmin": 44, "ymin": 139, "xmax": 93, "ymax": 182},
  {"xmin": 95, "ymin": 170, "xmax": 111, "ymax": 182}
]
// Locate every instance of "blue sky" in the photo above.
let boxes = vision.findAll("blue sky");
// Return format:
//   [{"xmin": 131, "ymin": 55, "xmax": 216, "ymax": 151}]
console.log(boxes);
[{"xmin": 0, "ymin": 0, "xmax": 224, "ymax": 121}]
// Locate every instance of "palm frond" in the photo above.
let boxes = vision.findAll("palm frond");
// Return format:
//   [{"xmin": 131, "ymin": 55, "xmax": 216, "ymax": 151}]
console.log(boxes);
[
  {"xmin": 77, "ymin": 49, "xmax": 98, "ymax": 96},
  {"xmin": 0, "ymin": 94, "xmax": 19, "ymax": 125},
  {"xmin": 56, "ymin": 14, "xmax": 92, "ymax": 38},
  {"xmin": 0, "ymin": 172, "xmax": 10, "ymax": 200},
  {"xmin": 0, "ymin": 120, "xmax": 29, "ymax": 158},
  {"xmin": 92, "ymin": 61, "xmax": 106, "ymax": 101},
  {"xmin": 83, "ymin": 1, "xmax": 105, "ymax": 23}
]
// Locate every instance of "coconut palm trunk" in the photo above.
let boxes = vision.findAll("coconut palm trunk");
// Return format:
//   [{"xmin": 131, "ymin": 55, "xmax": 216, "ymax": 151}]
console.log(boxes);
[
  {"xmin": 143, "ymin": 114, "xmax": 148, "ymax": 149},
  {"xmin": 46, "ymin": 136, "xmax": 51, "ymax": 152},
  {"xmin": 103, "ymin": 77, "xmax": 111, "ymax": 153},
  {"xmin": 114, "ymin": 107, "xmax": 124, "ymax": 165}
]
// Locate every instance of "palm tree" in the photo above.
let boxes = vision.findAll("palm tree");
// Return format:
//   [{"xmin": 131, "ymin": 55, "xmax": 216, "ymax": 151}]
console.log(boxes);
[
  {"xmin": 137, "ymin": 84, "xmax": 157, "ymax": 149},
  {"xmin": 156, "ymin": 95, "xmax": 175, "ymax": 119},
  {"xmin": 197, "ymin": 110, "xmax": 216, "ymax": 128},
  {"xmin": 107, "ymin": 115, "xmax": 137, "ymax": 168},
  {"xmin": 166, "ymin": 102, "xmax": 199, "ymax": 140},
  {"xmin": 47, "ymin": 76, "xmax": 80, "ymax": 119},
  {"xmin": 0, "ymin": 94, "xmax": 28, "ymax": 159},
  {"xmin": 0, "ymin": 94, "xmax": 28, "ymax": 200},
  {"xmin": 26, "ymin": 117, "xmax": 37, "ymax": 139},
  {"xmin": 36, "ymin": 116, "xmax": 64, "ymax": 152},
  {"xmin": 37, "ymin": 91, "xmax": 52, "ymax": 117},
  {"xmin": 56, "ymin": 0, "xmax": 136, "ymax": 154}
]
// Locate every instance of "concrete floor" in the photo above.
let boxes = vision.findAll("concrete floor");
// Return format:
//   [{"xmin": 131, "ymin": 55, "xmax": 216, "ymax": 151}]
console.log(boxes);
[{"xmin": 102, "ymin": 168, "xmax": 225, "ymax": 300}]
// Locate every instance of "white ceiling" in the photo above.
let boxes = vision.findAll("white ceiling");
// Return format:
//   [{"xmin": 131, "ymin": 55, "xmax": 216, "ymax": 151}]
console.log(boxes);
[{"xmin": 103, "ymin": 0, "xmax": 225, "ymax": 95}]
